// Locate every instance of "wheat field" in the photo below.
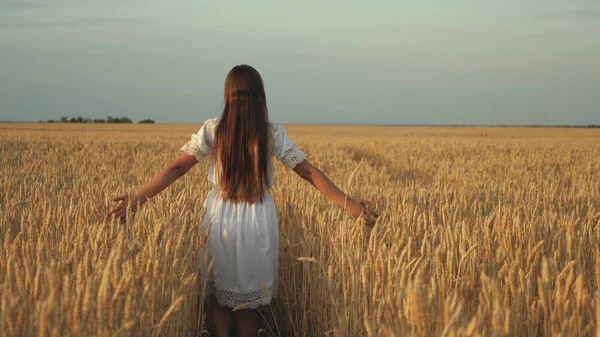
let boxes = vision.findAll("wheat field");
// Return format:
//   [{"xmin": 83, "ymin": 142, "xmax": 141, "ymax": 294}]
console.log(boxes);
[{"xmin": 1, "ymin": 122, "xmax": 599, "ymax": 337}]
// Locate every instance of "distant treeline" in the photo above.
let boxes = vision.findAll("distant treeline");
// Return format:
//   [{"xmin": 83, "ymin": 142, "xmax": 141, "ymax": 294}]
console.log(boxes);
[{"xmin": 42, "ymin": 116, "xmax": 155, "ymax": 124}]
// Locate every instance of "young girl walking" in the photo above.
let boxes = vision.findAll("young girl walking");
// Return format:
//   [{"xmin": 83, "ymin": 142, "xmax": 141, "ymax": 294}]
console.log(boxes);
[{"xmin": 107, "ymin": 64, "xmax": 378, "ymax": 337}]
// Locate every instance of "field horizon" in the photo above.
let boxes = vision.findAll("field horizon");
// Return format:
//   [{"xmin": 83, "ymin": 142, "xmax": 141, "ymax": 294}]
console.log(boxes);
[{"xmin": 2, "ymin": 121, "xmax": 599, "ymax": 128}]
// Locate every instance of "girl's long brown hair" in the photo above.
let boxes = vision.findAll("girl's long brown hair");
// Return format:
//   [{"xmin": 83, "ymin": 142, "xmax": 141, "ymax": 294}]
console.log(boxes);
[{"xmin": 214, "ymin": 64, "xmax": 271, "ymax": 204}]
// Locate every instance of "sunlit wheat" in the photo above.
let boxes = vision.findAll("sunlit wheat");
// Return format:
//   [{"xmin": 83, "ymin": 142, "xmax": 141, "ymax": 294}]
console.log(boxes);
[{"xmin": 1, "ymin": 123, "xmax": 599, "ymax": 336}]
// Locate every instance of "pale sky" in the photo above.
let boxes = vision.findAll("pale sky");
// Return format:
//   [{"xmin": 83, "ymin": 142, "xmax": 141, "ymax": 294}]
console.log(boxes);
[{"xmin": 0, "ymin": 0, "xmax": 599, "ymax": 125}]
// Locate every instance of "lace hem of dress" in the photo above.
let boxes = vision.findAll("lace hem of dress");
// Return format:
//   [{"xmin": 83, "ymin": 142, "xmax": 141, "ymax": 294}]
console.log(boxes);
[
  {"xmin": 280, "ymin": 148, "xmax": 306, "ymax": 169},
  {"xmin": 180, "ymin": 142, "xmax": 207, "ymax": 162},
  {"xmin": 207, "ymin": 281, "xmax": 273, "ymax": 309}
]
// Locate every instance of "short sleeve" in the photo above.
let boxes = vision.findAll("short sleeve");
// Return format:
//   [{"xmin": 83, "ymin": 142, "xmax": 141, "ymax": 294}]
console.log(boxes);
[
  {"xmin": 180, "ymin": 118, "xmax": 218, "ymax": 161},
  {"xmin": 271, "ymin": 124, "xmax": 307, "ymax": 169}
]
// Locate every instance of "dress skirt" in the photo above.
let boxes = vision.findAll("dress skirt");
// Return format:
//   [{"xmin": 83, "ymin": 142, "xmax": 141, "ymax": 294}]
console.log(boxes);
[{"xmin": 199, "ymin": 187, "xmax": 279, "ymax": 309}]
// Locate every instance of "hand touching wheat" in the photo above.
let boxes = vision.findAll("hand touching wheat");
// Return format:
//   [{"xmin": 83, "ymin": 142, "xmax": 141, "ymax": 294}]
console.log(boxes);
[
  {"xmin": 346, "ymin": 198, "xmax": 379, "ymax": 227},
  {"xmin": 106, "ymin": 194, "xmax": 139, "ymax": 224}
]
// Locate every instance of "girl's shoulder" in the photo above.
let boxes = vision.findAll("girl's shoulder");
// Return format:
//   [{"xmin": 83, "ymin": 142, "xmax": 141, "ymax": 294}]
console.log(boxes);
[
  {"xmin": 200, "ymin": 117, "xmax": 220, "ymax": 136},
  {"xmin": 268, "ymin": 121, "xmax": 280, "ymax": 137},
  {"xmin": 204, "ymin": 117, "xmax": 220, "ymax": 127},
  {"xmin": 269, "ymin": 122, "xmax": 291, "ymax": 138}
]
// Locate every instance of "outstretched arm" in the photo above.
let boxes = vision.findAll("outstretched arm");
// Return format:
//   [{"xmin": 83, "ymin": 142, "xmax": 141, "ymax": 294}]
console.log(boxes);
[
  {"xmin": 106, "ymin": 153, "xmax": 198, "ymax": 223},
  {"xmin": 292, "ymin": 160, "xmax": 378, "ymax": 227}
]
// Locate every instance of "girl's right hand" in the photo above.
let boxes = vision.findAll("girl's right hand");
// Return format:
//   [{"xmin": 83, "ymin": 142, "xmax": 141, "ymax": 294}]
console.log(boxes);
[{"xmin": 346, "ymin": 198, "xmax": 379, "ymax": 227}]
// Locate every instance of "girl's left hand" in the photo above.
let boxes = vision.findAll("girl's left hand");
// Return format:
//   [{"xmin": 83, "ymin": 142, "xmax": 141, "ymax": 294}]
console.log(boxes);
[{"xmin": 106, "ymin": 194, "xmax": 139, "ymax": 224}]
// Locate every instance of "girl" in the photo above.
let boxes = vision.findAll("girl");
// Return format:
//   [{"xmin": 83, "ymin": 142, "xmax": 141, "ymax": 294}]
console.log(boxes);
[{"xmin": 107, "ymin": 64, "xmax": 378, "ymax": 337}]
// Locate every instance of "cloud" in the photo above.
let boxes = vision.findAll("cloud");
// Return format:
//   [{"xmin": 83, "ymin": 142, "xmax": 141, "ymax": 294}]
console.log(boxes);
[
  {"xmin": 537, "ymin": 4, "xmax": 600, "ymax": 21},
  {"xmin": 0, "ymin": 0, "xmax": 48, "ymax": 10},
  {"xmin": 0, "ymin": 1, "xmax": 151, "ymax": 29},
  {"xmin": 0, "ymin": 17, "xmax": 151, "ymax": 29}
]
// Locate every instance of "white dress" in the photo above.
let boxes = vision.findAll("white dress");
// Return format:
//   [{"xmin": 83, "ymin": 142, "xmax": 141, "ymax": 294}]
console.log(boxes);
[{"xmin": 180, "ymin": 117, "xmax": 306, "ymax": 309}]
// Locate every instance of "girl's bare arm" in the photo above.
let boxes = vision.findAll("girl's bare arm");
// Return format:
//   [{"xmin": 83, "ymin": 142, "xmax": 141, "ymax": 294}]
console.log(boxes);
[
  {"xmin": 292, "ymin": 160, "xmax": 378, "ymax": 227},
  {"xmin": 107, "ymin": 153, "xmax": 198, "ymax": 222}
]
